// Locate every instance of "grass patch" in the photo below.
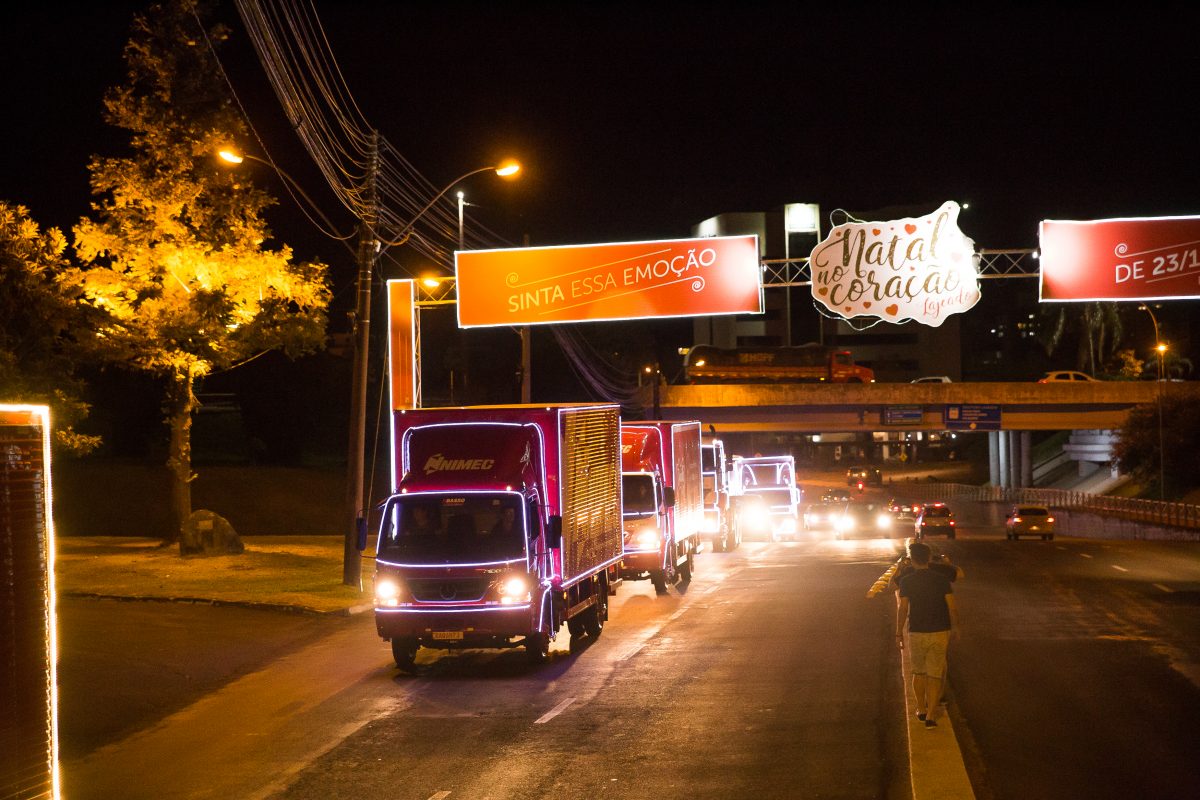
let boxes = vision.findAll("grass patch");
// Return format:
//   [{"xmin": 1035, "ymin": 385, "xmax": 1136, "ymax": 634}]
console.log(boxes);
[{"xmin": 56, "ymin": 536, "xmax": 374, "ymax": 613}]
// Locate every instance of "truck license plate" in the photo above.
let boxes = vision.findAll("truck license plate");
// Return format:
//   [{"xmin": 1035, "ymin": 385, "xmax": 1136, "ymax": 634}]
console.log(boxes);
[{"xmin": 432, "ymin": 631, "xmax": 464, "ymax": 641}]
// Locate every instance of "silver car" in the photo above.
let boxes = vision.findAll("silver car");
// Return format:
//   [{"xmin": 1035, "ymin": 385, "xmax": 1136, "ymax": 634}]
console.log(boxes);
[
  {"xmin": 1006, "ymin": 505, "xmax": 1056, "ymax": 541},
  {"xmin": 914, "ymin": 503, "xmax": 956, "ymax": 539}
]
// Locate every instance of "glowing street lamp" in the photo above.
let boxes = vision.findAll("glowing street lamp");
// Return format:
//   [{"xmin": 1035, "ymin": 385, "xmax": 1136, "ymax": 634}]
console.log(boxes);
[{"xmin": 220, "ymin": 145, "xmax": 521, "ymax": 587}]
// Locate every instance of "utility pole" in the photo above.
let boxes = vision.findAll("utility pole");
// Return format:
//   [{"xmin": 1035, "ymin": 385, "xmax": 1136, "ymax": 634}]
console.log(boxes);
[{"xmin": 343, "ymin": 131, "xmax": 379, "ymax": 587}]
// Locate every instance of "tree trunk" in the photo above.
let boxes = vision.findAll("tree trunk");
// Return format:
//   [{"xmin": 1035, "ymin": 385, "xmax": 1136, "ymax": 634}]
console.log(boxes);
[{"xmin": 163, "ymin": 369, "xmax": 196, "ymax": 543}]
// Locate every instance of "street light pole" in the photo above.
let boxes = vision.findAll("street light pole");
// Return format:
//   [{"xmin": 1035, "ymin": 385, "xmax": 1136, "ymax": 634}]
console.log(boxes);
[
  {"xmin": 343, "ymin": 158, "xmax": 521, "ymax": 586},
  {"xmin": 1137, "ymin": 304, "xmax": 1166, "ymax": 500}
]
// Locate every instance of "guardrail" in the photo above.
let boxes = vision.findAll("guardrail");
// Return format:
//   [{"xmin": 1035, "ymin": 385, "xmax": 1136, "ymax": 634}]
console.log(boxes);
[{"xmin": 924, "ymin": 483, "xmax": 1200, "ymax": 531}]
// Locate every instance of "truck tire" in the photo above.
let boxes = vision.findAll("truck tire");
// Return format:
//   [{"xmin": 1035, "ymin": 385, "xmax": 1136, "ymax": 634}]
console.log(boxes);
[
  {"xmin": 391, "ymin": 637, "xmax": 419, "ymax": 672},
  {"xmin": 567, "ymin": 616, "xmax": 586, "ymax": 638},
  {"xmin": 583, "ymin": 589, "xmax": 606, "ymax": 638},
  {"xmin": 650, "ymin": 569, "xmax": 668, "ymax": 595},
  {"xmin": 678, "ymin": 546, "xmax": 694, "ymax": 584},
  {"xmin": 525, "ymin": 631, "xmax": 551, "ymax": 664}
]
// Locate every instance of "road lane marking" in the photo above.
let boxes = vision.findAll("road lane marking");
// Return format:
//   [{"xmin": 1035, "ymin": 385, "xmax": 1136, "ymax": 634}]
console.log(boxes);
[
  {"xmin": 1112, "ymin": 565, "xmax": 1129, "ymax": 572},
  {"xmin": 1056, "ymin": 546, "xmax": 1067, "ymax": 551},
  {"xmin": 1080, "ymin": 553, "xmax": 1094, "ymax": 559},
  {"xmin": 668, "ymin": 607, "xmax": 688, "ymax": 622},
  {"xmin": 427, "ymin": 792, "xmax": 451, "ymax": 800},
  {"xmin": 534, "ymin": 697, "xmax": 576, "ymax": 724},
  {"xmin": 1153, "ymin": 583, "xmax": 1174, "ymax": 593}
]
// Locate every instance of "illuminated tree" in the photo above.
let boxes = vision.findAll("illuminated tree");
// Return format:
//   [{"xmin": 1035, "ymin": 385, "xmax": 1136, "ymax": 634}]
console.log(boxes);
[
  {"xmin": 64, "ymin": 1, "xmax": 330, "ymax": 541},
  {"xmin": 0, "ymin": 202, "xmax": 100, "ymax": 454}
]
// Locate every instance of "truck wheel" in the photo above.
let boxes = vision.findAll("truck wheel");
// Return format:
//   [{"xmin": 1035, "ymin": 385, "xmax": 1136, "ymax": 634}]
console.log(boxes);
[
  {"xmin": 679, "ymin": 547, "xmax": 694, "ymax": 584},
  {"xmin": 391, "ymin": 637, "xmax": 419, "ymax": 672},
  {"xmin": 584, "ymin": 590, "xmax": 606, "ymax": 638},
  {"xmin": 712, "ymin": 531, "xmax": 726, "ymax": 553},
  {"xmin": 567, "ymin": 616, "xmax": 586, "ymax": 638},
  {"xmin": 650, "ymin": 570, "xmax": 668, "ymax": 595},
  {"xmin": 525, "ymin": 631, "xmax": 550, "ymax": 664}
]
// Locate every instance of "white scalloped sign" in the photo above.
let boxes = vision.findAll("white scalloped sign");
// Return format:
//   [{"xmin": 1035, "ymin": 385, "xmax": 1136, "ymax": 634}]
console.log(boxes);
[{"xmin": 808, "ymin": 201, "xmax": 980, "ymax": 327}]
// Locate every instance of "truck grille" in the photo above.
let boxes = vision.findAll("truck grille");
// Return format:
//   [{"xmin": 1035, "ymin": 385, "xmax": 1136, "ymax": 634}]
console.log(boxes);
[{"xmin": 407, "ymin": 577, "xmax": 491, "ymax": 603}]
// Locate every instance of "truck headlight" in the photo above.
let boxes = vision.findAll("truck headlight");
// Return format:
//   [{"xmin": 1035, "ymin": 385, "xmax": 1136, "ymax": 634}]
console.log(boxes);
[
  {"xmin": 498, "ymin": 574, "xmax": 531, "ymax": 604},
  {"xmin": 779, "ymin": 517, "xmax": 797, "ymax": 533},
  {"xmin": 374, "ymin": 576, "xmax": 402, "ymax": 607},
  {"xmin": 876, "ymin": 513, "xmax": 893, "ymax": 530},
  {"xmin": 634, "ymin": 527, "xmax": 660, "ymax": 550},
  {"xmin": 836, "ymin": 515, "xmax": 855, "ymax": 531}
]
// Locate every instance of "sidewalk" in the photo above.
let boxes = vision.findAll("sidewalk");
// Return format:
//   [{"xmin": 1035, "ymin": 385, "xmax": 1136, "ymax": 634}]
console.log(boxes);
[{"xmin": 56, "ymin": 535, "xmax": 374, "ymax": 614}]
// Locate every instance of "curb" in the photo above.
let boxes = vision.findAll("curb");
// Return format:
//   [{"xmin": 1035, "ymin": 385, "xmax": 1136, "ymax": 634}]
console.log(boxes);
[
  {"xmin": 899, "ymin": 639, "xmax": 976, "ymax": 799},
  {"xmin": 62, "ymin": 591, "xmax": 374, "ymax": 617}
]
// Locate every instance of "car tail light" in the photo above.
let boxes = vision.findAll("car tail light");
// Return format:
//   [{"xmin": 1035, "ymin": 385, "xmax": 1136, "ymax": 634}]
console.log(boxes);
[
  {"xmin": 1047, "ymin": 516, "xmax": 1055, "ymax": 523},
  {"xmin": 1012, "ymin": 516, "xmax": 1022, "ymax": 523},
  {"xmin": 949, "ymin": 520, "xmax": 956, "ymax": 526}
]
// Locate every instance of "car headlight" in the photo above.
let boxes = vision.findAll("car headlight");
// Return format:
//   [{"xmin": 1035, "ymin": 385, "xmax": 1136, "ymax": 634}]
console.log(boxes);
[
  {"xmin": 498, "ymin": 574, "xmax": 531, "ymax": 604},
  {"xmin": 374, "ymin": 576, "xmax": 402, "ymax": 607},
  {"xmin": 876, "ymin": 513, "xmax": 892, "ymax": 529},
  {"xmin": 836, "ymin": 515, "xmax": 855, "ymax": 531}
]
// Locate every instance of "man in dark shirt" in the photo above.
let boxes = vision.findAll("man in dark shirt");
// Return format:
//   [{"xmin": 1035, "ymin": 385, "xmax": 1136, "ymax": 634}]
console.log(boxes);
[{"xmin": 896, "ymin": 541, "xmax": 959, "ymax": 728}]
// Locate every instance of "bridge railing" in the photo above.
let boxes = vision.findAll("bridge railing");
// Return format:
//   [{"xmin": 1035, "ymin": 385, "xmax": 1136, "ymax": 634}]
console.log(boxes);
[{"xmin": 925, "ymin": 483, "xmax": 1200, "ymax": 530}]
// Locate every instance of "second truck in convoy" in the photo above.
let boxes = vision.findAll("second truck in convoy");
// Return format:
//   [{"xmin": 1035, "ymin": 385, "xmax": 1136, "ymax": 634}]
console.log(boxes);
[{"xmin": 619, "ymin": 421, "xmax": 703, "ymax": 594}]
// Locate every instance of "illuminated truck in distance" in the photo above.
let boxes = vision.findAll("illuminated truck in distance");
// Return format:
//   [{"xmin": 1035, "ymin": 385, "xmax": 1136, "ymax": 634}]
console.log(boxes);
[
  {"xmin": 372, "ymin": 404, "xmax": 623, "ymax": 670},
  {"xmin": 700, "ymin": 436, "xmax": 740, "ymax": 552},
  {"xmin": 731, "ymin": 454, "xmax": 803, "ymax": 540},
  {"xmin": 619, "ymin": 421, "xmax": 703, "ymax": 594},
  {"xmin": 684, "ymin": 344, "xmax": 875, "ymax": 383}
]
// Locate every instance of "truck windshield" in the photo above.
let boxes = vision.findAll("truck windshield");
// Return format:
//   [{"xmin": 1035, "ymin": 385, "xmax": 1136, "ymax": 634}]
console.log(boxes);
[
  {"xmin": 377, "ymin": 494, "xmax": 527, "ymax": 563},
  {"xmin": 748, "ymin": 487, "xmax": 794, "ymax": 509},
  {"xmin": 622, "ymin": 474, "xmax": 657, "ymax": 516}
]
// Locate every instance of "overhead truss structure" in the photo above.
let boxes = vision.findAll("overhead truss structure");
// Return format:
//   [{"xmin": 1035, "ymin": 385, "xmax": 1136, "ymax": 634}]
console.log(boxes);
[{"xmin": 410, "ymin": 249, "xmax": 1038, "ymax": 305}]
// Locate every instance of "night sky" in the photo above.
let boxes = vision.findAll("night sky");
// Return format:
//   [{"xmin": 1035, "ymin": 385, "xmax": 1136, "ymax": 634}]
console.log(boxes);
[{"xmin": 4, "ymin": 2, "xmax": 1200, "ymax": 410}]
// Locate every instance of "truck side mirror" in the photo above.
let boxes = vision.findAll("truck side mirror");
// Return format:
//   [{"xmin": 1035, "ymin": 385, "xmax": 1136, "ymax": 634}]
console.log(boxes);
[
  {"xmin": 355, "ymin": 516, "xmax": 369, "ymax": 552},
  {"xmin": 547, "ymin": 515, "xmax": 563, "ymax": 548},
  {"xmin": 663, "ymin": 487, "xmax": 676, "ymax": 508}
]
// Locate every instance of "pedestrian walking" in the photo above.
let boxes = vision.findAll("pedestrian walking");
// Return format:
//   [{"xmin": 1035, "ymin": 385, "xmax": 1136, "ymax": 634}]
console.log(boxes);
[{"xmin": 895, "ymin": 541, "xmax": 959, "ymax": 728}]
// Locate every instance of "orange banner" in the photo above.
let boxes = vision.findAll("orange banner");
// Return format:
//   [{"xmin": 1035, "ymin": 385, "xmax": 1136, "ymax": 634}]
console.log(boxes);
[
  {"xmin": 455, "ymin": 235, "xmax": 762, "ymax": 327},
  {"xmin": 387, "ymin": 280, "xmax": 417, "ymax": 410}
]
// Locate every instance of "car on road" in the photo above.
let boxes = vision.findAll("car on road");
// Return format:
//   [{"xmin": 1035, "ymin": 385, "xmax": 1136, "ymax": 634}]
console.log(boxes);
[
  {"xmin": 888, "ymin": 498, "xmax": 919, "ymax": 523},
  {"xmin": 803, "ymin": 501, "xmax": 846, "ymax": 535},
  {"xmin": 1038, "ymin": 370, "xmax": 1098, "ymax": 383},
  {"xmin": 1005, "ymin": 504, "xmax": 1056, "ymax": 540},
  {"xmin": 837, "ymin": 501, "xmax": 895, "ymax": 538},
  {"xmin": 914, "ymin": 502, "xmax": 956, "ymax": 539},
  {"xmin": 846, "ymin": 465, "xmax": 883, "ymax": 489},
  {"xmin": 821, "ymin": 488, "xmax": 853, "ymax": 504},
  {"xmin": 911, "ymin": 376, "xmax": 952, "ymax": 383}
]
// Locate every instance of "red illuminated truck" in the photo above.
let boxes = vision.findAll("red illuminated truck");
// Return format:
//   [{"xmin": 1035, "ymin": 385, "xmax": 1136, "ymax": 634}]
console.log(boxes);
[
  {"xmin": 731, "ymin": 454, "xmax": 803, "ymax": 540},
  {"xmin": 700, "ymin": 436, "xmax": 740, "ymax": 552},
  {"xmin": 619, "ymin": 421, "xmax": 703, "ymax": 594},
  {"xmin": 371, "ymin": 404, "xmax": 624, "ymax": 670}
]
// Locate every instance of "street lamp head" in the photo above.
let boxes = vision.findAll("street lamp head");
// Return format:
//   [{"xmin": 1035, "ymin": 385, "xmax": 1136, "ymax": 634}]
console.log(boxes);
[
  {"xmin": 1157, "ymin": 343, "xmax": 1168, "ymax": 353},
  {"xmin": 495, "ymin": 160, "xmax": 521, "ymax": 178},
  {"xmin": 218, "ymin": 149, "xmax": 245, "ymax": 165}
]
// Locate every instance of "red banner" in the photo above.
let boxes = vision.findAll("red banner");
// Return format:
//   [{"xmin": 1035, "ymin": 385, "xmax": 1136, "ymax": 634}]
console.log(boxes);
[
  {"xmin": 455, "ymin": 235, "xmax": 762, "ymax": 327},
  {"xmin": 1039, "ymin": 215, "xmax": 1200, "ymax": 301},
  {"xmin": 387, "ymin": 280, "xmax": 417, "ymax": 410}
]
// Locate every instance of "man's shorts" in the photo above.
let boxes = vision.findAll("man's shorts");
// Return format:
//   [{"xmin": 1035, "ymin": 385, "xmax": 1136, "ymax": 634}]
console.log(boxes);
[{"xmin": 908, "ymin": 630, "xmax": 950, "ymax": 679}]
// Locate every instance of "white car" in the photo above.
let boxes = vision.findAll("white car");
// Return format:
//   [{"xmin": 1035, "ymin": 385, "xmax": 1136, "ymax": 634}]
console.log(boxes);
[
  {"xmin": 1038, "ymin": 371, "xmax": 1098, "ymax": 383},
  {"xmin": 911, "ymin": 376, "xmax": 952, "ymax": 383}
]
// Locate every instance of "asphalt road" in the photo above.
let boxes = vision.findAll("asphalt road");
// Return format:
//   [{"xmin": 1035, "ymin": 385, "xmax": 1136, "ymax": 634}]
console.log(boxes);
[{"xmin": 55, "ymin": 500, "xmax": 1200, "ymax": 799}]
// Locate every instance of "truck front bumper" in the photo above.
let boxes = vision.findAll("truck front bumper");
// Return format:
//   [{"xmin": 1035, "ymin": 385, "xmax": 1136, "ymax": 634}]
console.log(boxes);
[{"xmin": 375, "ymin": 603, "xmax": 539, "ymax": 647}]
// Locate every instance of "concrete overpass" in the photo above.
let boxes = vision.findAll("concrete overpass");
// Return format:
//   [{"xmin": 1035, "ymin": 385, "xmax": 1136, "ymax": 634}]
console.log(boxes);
[
  {"xmin": 646, "ymin": 381, "xmax": 1197, "ymax": 433},
  {"xmin": 643, "ymin": 381, "xmax": 1199, "ymax": 488}
]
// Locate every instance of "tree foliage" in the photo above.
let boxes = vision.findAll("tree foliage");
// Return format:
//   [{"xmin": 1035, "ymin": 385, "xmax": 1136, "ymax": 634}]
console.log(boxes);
[
  {"xmin": 0, "ymin": 202, "xmax": 101, "ymax": 454},
  {"xmin": 1038, "ymin": 302, "xmax": 1126, "ymax": 375},
  {"xmin": 62, "ymin": 0, "xmax": 330, "ymax": 540},
  {"xmin": 1113, "ymin": 393, "xmax": 1200, "ymax": 499}
]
